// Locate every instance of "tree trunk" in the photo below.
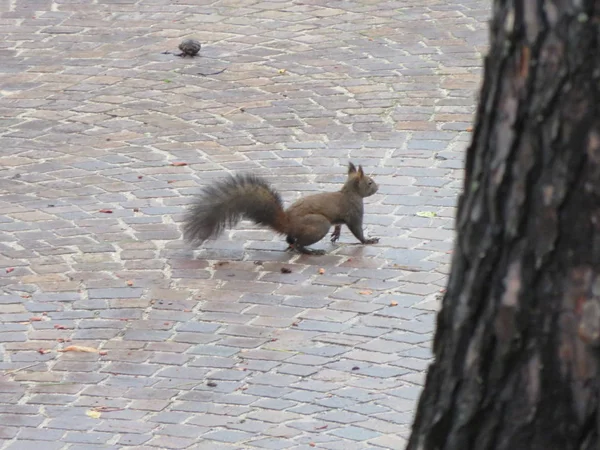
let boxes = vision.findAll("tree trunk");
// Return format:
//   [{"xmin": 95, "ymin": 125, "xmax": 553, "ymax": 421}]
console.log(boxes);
[{"xmin": 407, "ymin": 1, "xmax": 600, "ymax": 449}]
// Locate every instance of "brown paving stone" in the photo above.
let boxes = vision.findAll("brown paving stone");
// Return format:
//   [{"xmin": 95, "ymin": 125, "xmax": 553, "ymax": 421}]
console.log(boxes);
[{"xmin": 0, "ymin": 0, "xmax": 487, "ymax": 447}]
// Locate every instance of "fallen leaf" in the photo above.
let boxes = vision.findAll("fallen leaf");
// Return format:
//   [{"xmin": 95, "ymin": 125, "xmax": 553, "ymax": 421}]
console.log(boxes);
[
  {"xmin": 359, "ymin": 290, "xmax": 372, "ymax": 295},
  {"xmin": 30, "ymin": 317, "xmax": 43, "ymax": 322},
  {"xmin": 86, "ymin": 410, "xmax": 102, "ymax": 419},
  {"xmin": 318, "ymin": 268, "xmax": 325, "ymax": 275},
  {"xmin": 315, "ymin": 424, "xmax": 328, "ymax": 430},
  {"xmin": 170, "ymin": 162, "xmax": 188, "ymax": 166},
  {"xmin": 99, "ymin": 351, "xmax": 108, "ymax": 356},
  {"xmin": 207, "ymin": 381, "xmax": 218, "ymax": 387},
  {"xmin": 126, "ymin": 280, "xmax": 133, "ymax": 286},
  {"xmin": 137, "ymin": 176, "xmax": 143, "ymax": 179},
  {"xmin": 38, "ymin": 348, "xmax": 51, "ymax": 355},
  {"xmin": 466, "ymin": 127, "xmax": 473, "ymax": 132},
  {"xmin": 91, "ymin": 406, "xmax": 123, "ymax": 413},
  {"xmin": 58, "ymin": 345, "xmax": 99, "ymax": 353},
  {"xmin": 278, "ymin": 69, "xmax": 286, "ymax": 74},
  {"xmin": 280, "ymin": 267, "xmax": 292, "ymax": 274},
  {"xmin": 99, "ymin": 209, "xmax": 113, "ymax": 214},
  {"xmin": 392, "ymin": 264, "xmax": 420, "ymax": 272},
  {"xmin": 309, "ymin": 444, "xmax": 316, "ymax": 448},
  {"xmin": 133, "ymin": 208, "xmax": 139, "ymax": 212},
  {"xmin": 53, "ymin": 325, "xmax": 67, "ymax": 330},
  {"xmin": 390, "ymin": 301, "xmax": 398, "ymax": 307},
  {"xmin": 352, "ymin": 366, "xmax": 360, "ymax": 371},
  {"xmin": 6, "ymin": 268, "xmax": 14, "ymax": 273},
  {"xmin": 416, "ymin": 211, "xmax": 437, "ymax": 218}
]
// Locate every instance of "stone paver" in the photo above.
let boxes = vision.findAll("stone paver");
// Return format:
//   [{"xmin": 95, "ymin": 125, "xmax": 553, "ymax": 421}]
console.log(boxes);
[{"xmin": 0, "ymin": 0, "xmax": 488, "ymax": 448}]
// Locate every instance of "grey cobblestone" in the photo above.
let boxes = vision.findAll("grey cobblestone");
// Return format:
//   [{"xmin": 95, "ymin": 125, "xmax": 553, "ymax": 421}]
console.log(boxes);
[{"xmin": 0, "ymin": 0, "xmax": 487, "ymax": 447}]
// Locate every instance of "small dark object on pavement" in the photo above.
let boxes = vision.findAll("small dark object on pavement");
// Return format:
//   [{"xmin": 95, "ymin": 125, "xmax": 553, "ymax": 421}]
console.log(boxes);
[{"xmin": 178, "ymin": 39, "xmax": 201, "ymax": 57}]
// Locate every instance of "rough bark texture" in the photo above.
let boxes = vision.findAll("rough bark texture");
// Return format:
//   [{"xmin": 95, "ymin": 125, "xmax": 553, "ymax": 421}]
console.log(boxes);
[{"xmin": 407, "ymin": 1, "xmax": 600, "ymax": 449}]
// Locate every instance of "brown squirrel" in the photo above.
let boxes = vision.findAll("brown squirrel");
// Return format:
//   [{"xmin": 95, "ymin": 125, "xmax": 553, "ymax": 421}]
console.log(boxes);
[{"xmin": 183, "ymin": 162, "xmax": 379, "ymax": 255}]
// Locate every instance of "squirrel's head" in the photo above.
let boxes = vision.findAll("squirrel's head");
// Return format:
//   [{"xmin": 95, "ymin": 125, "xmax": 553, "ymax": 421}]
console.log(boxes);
[{"xmin": 346, "ymin": 162, "xmax": 378, "ymax": 197}]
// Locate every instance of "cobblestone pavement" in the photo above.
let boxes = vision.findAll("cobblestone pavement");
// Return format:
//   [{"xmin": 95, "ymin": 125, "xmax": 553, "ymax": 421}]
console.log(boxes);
[{"xmin": 0, "ymin": 0, "xmax": 489, "ymax": 448}]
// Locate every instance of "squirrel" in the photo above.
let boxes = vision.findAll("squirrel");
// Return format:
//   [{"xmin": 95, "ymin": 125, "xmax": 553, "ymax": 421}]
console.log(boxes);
[{"xmin": 183, "ymin": 162, "xmax": 379, "ymax": 255}]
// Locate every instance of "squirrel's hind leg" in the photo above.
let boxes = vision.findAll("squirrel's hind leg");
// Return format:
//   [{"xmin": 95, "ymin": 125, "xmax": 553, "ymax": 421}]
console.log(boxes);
[
  {"xmin": 295, "ymin": 245, "xmax": 326, "ymax": 256},
  {"xmin": 285, "ymin": 238, "xmax": 327, "ymax": 255},
  {"xmin": 287, "ymin": 214, "xmax": 331, "ymax": 255}
]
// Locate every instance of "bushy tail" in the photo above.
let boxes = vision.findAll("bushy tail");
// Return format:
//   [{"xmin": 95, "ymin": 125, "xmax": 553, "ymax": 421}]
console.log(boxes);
[{"xmin": 183, "ymin": 174, "xmax": 289, "ymax": 245}]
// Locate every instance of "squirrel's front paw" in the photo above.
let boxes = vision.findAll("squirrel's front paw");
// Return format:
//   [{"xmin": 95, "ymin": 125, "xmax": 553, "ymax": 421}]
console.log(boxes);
[
  {"xmin": 364, "ymin": 237, "xmax": 379, "ymax": 244},
  {"xmin": 330, "ymin": 225, "xmax": 341, "ymax": 243}
]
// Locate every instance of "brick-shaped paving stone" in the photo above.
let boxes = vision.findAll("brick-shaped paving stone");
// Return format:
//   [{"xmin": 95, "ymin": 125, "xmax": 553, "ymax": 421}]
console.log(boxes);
[{"xmin": 0, "ymin": 0, "xmax": 489, "ymax": 447}]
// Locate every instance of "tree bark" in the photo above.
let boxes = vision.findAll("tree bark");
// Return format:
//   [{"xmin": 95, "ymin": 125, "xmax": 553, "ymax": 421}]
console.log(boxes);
[{"xmin": 407, "ymin": 1, "xmax": 600, "ymax": 449}]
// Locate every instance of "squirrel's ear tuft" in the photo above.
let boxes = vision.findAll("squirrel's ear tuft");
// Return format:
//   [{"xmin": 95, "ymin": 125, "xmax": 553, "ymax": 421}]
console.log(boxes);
[
  {"xmin": 358, "ymin": 165, "xmax": 364, "ymax": 178},
  {"xmin": 348, "ymin": 162, "xmax": 357, "ymax": 174}
]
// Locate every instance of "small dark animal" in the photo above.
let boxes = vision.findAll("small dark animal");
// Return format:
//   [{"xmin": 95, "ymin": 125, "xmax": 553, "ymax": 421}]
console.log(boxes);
[{"xmin": 178, "ymin": 39, "xmax": 201, "ymax": 57}]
